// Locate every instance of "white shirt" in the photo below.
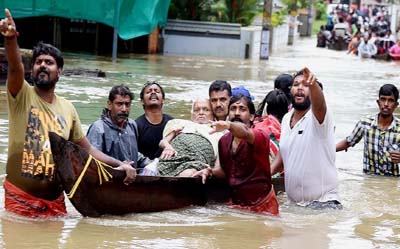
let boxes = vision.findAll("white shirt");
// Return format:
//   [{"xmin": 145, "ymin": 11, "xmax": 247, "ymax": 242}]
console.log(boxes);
[
  {"xmin": 280, "ymin": 108, "xmax": 340, "ymax": 206},
  {"xmin": 163, "ymin": 119, "xmax": 223, "ymax": 157}
]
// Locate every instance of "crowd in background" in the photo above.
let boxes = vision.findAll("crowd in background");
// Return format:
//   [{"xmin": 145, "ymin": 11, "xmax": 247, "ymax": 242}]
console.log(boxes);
[{"xmin": 317, "ymin": 4, "xmax": 400, "ymax": 60}]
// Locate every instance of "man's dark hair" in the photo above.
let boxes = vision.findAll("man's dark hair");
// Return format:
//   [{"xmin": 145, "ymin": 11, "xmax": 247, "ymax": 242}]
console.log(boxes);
[
  {"xmin": 139, "ymin": 81, "xmax": 165, "ymax": 100},
  {"xmin": 256, "ymin": 89, "xmax": 289, "ymax": 122},
  {"xmin": 229, "ymin": 94, "xmax": 255, "ymax": 115},
  {"xmin": 109, "ymin": 85, "xmax": 134, "ymax": 102},
  {"xmin": 209, "ymin": 80, "xmax": 232, "ymax": 97},
  {"xmin": 31, "ymin": 41, "xmax": 64, "ymax": 69},
  {"xmin": 379, "ymin": 84, "xmax": 399, "ymax": 101}
]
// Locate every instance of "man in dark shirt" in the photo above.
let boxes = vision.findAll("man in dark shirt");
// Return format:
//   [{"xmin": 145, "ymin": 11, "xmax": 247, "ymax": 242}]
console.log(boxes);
[{"xmin": 135, "ymin": 81, "xmax": 173, "ymax": 159}]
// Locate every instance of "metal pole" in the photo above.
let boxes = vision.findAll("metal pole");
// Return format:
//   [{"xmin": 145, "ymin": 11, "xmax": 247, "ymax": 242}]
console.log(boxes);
[
  {"xmin": 288, "ymin": 1, "xmax": 298, "ymax": 46},
  {"xmin": 306, "ymin": 0, "xmax": 314, "ymax": 37},
  {"xmin": 112, "ymin": 28, "xmax": 118, "ymax": 62},
  {"xmin": 112, "ymin": 0, "xmax": 120, "ymax": 62},
  {"xmin": 260, "ymin": 0, "xmax": 272, "ymax": 60}
]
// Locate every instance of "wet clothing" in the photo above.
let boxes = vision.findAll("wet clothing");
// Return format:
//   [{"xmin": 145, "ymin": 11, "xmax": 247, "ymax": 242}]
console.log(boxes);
[
  {"xmin": 280, "ymin": 109, "xmax": 340, "ymax": 206},
  {"xmin": 219, "ymin": 128, "xmax": 277, "ymax": 215},
  {"xmin": 389, "ymin": 43, "xmax": 400, "ymax": 60},
  {"xmin": 7, "ymin": 81, "xmax": 85, "ymax": 181},
  {"xmin": 87, "ymin": 108, "xmax": 149, "ymax": 168},
  {"xmin": 4, "ymin": 179, "xmax": 67, "ymax": 218},
  {"xmin": 158, "ymin": 119, "xmax": 223, "ymax": 176},
  {"xmin": 345, "ymin": 114, "xmax": 400, "ymax": 176},
  {"xmin": 162, "ymin": 119, "xmax": 222, "ymax": 157},
  {"xmin": 158, "ymin": 133, "xmax": 215, "ymax": 176},
  {"xmin": 254, "ymin": 115, "xmax": 281, "ymax": 163},
  {"xmin": 135, "ymin": 114, "xmax": 173, "ymax": 159},
  {"xmin": 6, "ymin": 80, "xmax": 84, "ymax": 218},
  {"xmin": 229, "ymin": 186, "xmax": 279, "ymax": 216},
  {"xmin": 306, "ymin": 200, "xmax": 343, "ymax": 210},
  {"xmin": 358, "ymin": 41, "xmax": 377, "ymax": 58}
]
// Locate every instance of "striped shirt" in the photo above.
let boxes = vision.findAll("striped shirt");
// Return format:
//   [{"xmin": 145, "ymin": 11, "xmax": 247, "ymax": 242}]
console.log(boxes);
[{"xmin": 346, "ymin": 114, "xmax": 400, "ymax": 176}]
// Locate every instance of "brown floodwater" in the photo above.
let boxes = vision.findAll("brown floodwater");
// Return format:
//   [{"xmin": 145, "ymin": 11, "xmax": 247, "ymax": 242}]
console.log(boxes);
[{"xmin": 0, "ymin": 37, "xmax": 399, "ymax": 248}]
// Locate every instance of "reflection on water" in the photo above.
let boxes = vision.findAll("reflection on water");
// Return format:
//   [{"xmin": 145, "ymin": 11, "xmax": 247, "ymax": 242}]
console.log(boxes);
[{"xmin": 0, "ymin": 37, "xmax": 399, "ymax": 248}]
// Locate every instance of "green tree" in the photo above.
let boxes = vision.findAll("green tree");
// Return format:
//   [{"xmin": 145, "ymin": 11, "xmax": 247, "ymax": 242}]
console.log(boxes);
[
  {"xmin": 224, "ymin": 0, "xmax": 260, "ymax": 26},
  {"xmin": 169, "ymin": 0, "xmax": 261, "ymax": 26}
]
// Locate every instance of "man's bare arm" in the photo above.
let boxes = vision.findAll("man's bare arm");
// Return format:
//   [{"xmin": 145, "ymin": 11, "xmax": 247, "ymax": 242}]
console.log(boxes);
[
  {"xmin": 270, "ymin": 151, "xmax": 284, "ymax": 175},
  {"xmin": 76, "ymin": 137, "xmax": 136, "ymax": 184},
  {"xmin": 336, "ymin": 139, "xmax": 350, "ymax": 152},
  {"xmin": 210, "ymin": 120, "xmax": 255, "ymax": 144},
  {"xmin": 304, "ymin": 67, "xmax": 327, "ymax": 124},
  {"xmin": 1, "ymin": 9, "xmax": 24, "ymax": 96}
]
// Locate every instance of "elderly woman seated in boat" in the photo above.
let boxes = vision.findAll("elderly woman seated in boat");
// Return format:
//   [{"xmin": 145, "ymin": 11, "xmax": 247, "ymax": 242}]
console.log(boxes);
[{"xmin": 145, "ymin": 98, "xmax": 224, "ymax": 177}]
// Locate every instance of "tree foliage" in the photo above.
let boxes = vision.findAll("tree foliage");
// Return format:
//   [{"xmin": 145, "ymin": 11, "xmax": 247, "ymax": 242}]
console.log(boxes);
[{"xmin": 168, "ymin": 0, "xmax": 261, "ymax": 26}]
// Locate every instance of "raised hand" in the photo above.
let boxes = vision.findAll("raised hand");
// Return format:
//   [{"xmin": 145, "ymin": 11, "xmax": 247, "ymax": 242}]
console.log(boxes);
[
  {"xmin": 303, "ymin": 67, "xmax": 317, "ymax": 87},
  {"xmin": 0, "ymin": 9, "xmax": 17, "ymax": 38}
]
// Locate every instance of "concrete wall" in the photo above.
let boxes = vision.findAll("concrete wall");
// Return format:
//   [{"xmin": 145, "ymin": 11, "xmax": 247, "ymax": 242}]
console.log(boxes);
[
  {"xmin": 164, "ymin": 34, "xmax": 242, "ymax": 58},
  {"xmin": 270, "ymin": 17, "xmax": 299, "ymax": 54},
  {"xmin": 163, "ymin": 19, "xmax": 295, "ymax": 59},
  {"xmin": 163, "ymin": 20, "xmax": 261, "ymax": 59}
]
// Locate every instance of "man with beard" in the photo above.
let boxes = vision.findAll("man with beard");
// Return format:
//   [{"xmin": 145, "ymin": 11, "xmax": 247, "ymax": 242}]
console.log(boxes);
[
  {"xmin": 209, "ymin": 80, "xmax": 232, "ymax": 121},
  {"xmin": 336, "ymin": 84, "xmax": 400, "ymax": 176},
  {"xmin": 195, "ymin": 94, "xmax": 279, "ymax": 216},
  {"xmin": 135, "ymin": 81, "xmax": 173, "ymax": 159},
  {"xmin": 270, "ymin": 67, "xmax": 341, "ymax": 210},
  {"xmin": 0, "ymin": 9, "xmax": 134, "ymax": 218},
  {"xmin": 87, "ymin": 85, "xmax": 150, "ymax": 168}
]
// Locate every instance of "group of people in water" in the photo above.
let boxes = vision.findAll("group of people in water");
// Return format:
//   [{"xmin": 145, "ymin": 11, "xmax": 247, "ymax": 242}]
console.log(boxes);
[
  {"xmin": 1, "ymin": 8, "xmax": 400, "ymax": 218},
  {"xmin": 317, "ymin": 4, "xmax": 400, "ymax": 60}
]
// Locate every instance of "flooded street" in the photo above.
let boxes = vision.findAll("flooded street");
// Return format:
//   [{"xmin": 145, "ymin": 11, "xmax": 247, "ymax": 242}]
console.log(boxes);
[{"xmin": 0, "ymin": 37, "xmax": 400, "ymax": 248}]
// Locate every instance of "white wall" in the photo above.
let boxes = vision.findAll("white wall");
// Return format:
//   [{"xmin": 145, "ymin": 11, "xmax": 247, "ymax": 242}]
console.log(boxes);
[
  {"xmin": 163, "ymin": 20, "xmax": 295, "ymax": 59},
  {"xmin": 163, "ymin": 35, "xmax": 241, "ymax": 58}
]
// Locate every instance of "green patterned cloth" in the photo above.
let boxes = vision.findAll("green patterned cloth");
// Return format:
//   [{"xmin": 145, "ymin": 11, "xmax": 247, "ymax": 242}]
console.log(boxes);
[{"xmin": 158, "ymin": 133, "xmax": 215, "ymax": 176}]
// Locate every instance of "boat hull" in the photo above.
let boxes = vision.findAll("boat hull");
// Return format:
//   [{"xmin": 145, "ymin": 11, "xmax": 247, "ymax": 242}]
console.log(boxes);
[{"xmin": 49, "ymin": 132, "xmax": 284, "ymax": 217}]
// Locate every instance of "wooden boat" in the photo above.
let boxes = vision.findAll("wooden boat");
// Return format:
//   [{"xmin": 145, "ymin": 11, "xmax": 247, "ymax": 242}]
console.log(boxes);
[
  {"xmin": 0, "ymin": 48, "xmax": 32, "ymax": 85},
  {"xmin": 327, "ymin": 37, "xmax": 349, "ymax": 51},
  {"xmin": 49, "ymin": 132, "xmax": 284, "ymax": 217},
  {"xmin": 373, "ymin": 53, "xmax": 392, "ymax": 61}
]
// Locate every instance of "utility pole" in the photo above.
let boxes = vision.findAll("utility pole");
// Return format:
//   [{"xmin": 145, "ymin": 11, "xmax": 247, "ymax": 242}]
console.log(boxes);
[
  {"xmin": 260, "ymin": 0, "xmax": 273, "ymax": 60},
  {"xmin": 112, "ymin": 0, "xmax": 120, "ymax": 63},
  {"xmin": 288, "ymin": 0, "xmax": 297, "ymax": 45},
  {"xmin": 306, "ymin": 0, "xmax": 314, "ymax": 37}
]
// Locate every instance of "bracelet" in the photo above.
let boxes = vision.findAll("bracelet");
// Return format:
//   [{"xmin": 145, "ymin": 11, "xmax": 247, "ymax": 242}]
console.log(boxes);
[{"xmin": 4, "ymin": 31, "xmax": 19, "ymax": 40}]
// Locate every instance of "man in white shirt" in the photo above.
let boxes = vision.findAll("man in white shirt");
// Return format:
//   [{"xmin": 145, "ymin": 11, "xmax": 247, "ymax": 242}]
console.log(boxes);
[
  {"xmin": 271, "ymin": 68, "xmax": 341, "ymax": 210},
  {"xmin": 358, "ymin": 34, "xmax": 377, "ymax": 58}
]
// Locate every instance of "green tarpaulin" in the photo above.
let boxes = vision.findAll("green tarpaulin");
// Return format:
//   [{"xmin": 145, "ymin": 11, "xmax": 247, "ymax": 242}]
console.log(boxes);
[{"xmin": 0, "ymin": 0, "xmax": 171, "ymax": 40}]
